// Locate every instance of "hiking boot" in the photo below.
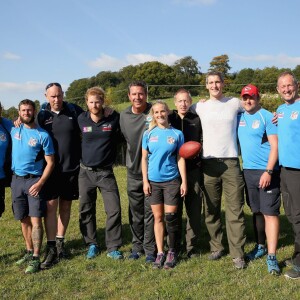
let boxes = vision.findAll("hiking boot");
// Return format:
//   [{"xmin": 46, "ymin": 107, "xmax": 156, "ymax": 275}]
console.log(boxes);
[
  {"xmin": 187, "ymin": 249, "xmax": 200, "ymax": 259},
  {"xmin": 107, "ymin": 250, "xmax": 123, "ymax": 260},
  {"xmin": 56, "ymin": 238, "xmax": 69, "ymax": 260},
  {"xmin": 153, "ymin": 253, "xmax": 166, "ymax": 269},
  {"xmin": 245, "ymin": 244, "xmax": 267, "ymax": 261},
  {"xmin": 267, "ymin": 255, "xmax": 280, "ymax": 275},
  {"xmin": 86, "ymin": 244, "xmax": 99, "ymax": 259},
  {"xmin": 208, "ymin": 250, "xmax": 224, "ymax": 260},
  {"xmin": 25, "ymin": 258, "xmax": 40, "ymax": 274},
  {"xmin": 145, "ymin": 254, "xmax": 156, "ymax": 263},
  {"xmin": 40, "ymin": 246, "xmax": 58, "ymax": 269},
  {"xmin": 128, "ymin": 251, "xmax": 142, "ymax": 260},
  {"xmin": 233, "ymin": 257, "xmax": 246, "ymax": 269},
  {"xmin": 284, "ymin": 269, "xmax": 300, "ymax": 280},
  {"xmin": 16, "ymin": 251, "xmax": 33, "ymax": 266},
  {"xmin": 285, "ymin": 258, "xmax": 293, "ymax": 267},
  {"xmin": 164, "ymin": 251, "xmax": 177, "ymax": 269}
]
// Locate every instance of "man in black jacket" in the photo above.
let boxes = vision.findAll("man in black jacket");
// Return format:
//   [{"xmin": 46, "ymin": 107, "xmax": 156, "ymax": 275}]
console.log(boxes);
[{"xmin": 168, "ymin": 88, "xmax": 203, "ymax": 258}]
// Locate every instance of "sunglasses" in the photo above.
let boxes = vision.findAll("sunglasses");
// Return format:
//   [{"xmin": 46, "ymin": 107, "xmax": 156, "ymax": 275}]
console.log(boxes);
[{"xmin": 45, "ymin": 82, "xmax": 62, "ymax": 90}]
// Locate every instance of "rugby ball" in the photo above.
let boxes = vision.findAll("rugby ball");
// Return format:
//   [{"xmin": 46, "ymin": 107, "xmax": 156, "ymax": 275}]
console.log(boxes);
[{"xmin": 179, "ymin": 141, "xmax": 202, "ymax": 159}]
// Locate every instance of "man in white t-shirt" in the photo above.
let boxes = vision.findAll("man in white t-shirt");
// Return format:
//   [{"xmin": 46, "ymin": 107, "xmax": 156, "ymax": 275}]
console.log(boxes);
[{"xmin": 191, "ymin": 71, "xmax": 246, "ymax": 269}]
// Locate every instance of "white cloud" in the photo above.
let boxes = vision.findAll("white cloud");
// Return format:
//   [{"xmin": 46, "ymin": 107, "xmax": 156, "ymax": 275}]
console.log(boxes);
[
  {"xmin": 173, "ymin": 0, "xmax": 217, "ymax": 6},
  {"xmin": 0, "ymin": 81, "xmax": 69, "ymax": 93},
  {"xmin": 88, "ymin": 53, "xmax": 182, "ymax": 71},
  {"xmin": 0, "ymin": 81, "xmax": 45, "ymax": 92},
  {"xmin": 2, "ymin": 52, "xmax": 21, "ymax": 60},
  {"xmin": 233, "ymin": 53, "xmax": 300, "ymax": 68}
]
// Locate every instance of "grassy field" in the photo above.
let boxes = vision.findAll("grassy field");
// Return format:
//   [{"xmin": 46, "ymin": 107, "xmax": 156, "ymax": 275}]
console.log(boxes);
[{"xmin": 0, "ymin": 166, "xmax": 299, "ymax": 300}]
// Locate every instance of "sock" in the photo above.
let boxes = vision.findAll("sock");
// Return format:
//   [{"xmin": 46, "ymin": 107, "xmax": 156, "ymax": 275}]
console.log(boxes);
[{"xmin": 47, "ymin": 240, "xmax": 56, "ymax": 247}]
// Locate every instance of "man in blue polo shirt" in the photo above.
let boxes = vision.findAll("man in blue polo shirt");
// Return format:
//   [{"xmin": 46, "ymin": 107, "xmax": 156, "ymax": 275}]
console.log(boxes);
[
  {"xmin": 238, "ymin": 84, "xmax": 280, "ymax": 275},
  {"xmin": 276, "ymin": 71, "xmax": 300, "ymax": 279},
  {"xmin": 12, "ymin": 99, "xmax": 55, "ymax": 274}
]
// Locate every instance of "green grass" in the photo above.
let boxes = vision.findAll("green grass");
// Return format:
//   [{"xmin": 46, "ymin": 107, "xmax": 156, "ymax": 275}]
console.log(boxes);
[{"xmin": 1, "ymin": 166, "xmax": 299, "ymax": 299}]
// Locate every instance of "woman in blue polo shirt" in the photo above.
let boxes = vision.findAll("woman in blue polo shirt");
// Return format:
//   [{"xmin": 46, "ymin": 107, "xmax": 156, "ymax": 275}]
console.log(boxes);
[{"xmin": 141, "ymin": 100, "xmax": 187, "ymax": 269}]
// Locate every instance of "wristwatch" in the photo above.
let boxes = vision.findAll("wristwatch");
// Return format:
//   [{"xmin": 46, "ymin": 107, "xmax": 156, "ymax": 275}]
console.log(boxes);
[{"xmin": 265, "ymin": 169, "xmax": 273, "ymax": 175}]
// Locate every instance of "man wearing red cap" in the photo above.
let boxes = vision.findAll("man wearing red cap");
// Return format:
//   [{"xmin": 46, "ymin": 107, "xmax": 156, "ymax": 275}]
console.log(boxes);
[{"xmin": 238, "ymin": 84, "xmax": 281, "ymax": 275}]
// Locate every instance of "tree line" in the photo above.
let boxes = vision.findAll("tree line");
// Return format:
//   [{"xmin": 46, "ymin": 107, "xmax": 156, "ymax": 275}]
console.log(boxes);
[{"xmin": 3, "ymin": 54, "xmax": 300, "ymax": 119}]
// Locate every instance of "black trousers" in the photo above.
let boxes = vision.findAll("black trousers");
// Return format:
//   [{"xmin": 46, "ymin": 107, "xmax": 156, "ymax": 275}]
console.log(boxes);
[
  {"xmin": 281, "ymin": 167, "xmax": 300, "ymax": 266},
  {"xmin": 79, "ymin": 167, "xmax": 122, "ymax": 252},
  {"xmin": 127, "ymin": 174, "xmax": 156, "ymax": 256}
]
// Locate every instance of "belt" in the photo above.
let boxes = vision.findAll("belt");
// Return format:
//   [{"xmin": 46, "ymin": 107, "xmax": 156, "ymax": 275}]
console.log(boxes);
[
  {"xmin": 13, "ymin": 173, "xmax": 39, "ymax": 179},
  {"xmin": 207, "ymin": 158, "xmax": 238, "ymax": 162},
  {"xmin": 80, "ymin": 163, "xmax": 112, "ymax": 172}
]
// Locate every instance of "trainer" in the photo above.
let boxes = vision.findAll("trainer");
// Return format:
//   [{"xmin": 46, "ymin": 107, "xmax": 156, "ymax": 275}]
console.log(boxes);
[
  {"xmin": 168, "ymin": 88, "xmax": 203, "ymax": 258},
  {"xmin": 78, "ymin": 87, "xmax": 123, "ymax": 260},
  {"xmin": 0, "ymin": 102, "xmax": 13, "ymax": 218},
  {"xmin": 12, "ymin": 99, "xmax": 55, "ymax": 274},
  {"xmin": 37, "ymin": 82, "xmax": 83, "ymax": 269},
  {"xmin": 238, "ymin": 84, "xmax": 280, "ymax": 275},
  {"xmin": 276, "ymin": 71, "xmax": 300, "ymax": 279},
  {"xmin": 191, "ymin": 71, "xmax": 246, "ymax": 269},
  {"xmin": 120, "ymin": 80, "xmax": 156, "ymax": 263}
]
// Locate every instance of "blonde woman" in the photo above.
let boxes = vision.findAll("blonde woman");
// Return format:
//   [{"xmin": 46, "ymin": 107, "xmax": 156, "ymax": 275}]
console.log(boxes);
[{"xmin": 141, "ymin": 100, "xmax": 187, "ymax": 269}]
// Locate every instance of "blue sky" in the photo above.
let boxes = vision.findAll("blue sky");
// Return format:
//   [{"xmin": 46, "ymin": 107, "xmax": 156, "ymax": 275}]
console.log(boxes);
[{"xmin": 1, "ymin": 0, "xmax": 299, "ymax": 109}]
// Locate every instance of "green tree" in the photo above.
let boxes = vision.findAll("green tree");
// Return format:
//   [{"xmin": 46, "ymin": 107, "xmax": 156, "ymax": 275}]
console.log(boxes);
[
  {"xmin": 229, "ymin": 68, "xmax": 255, "ymax": 94},
  {"xmin": 2, "ymin": 106, "xmax": 18, "ymax": 120},
  {"xmin": 292, "ymin": 65, "xmax": 300, "ymax": 81},
  {"xmin": 208, "ymin": 54, "xmax": 231, "ymax": 76},
  {"xmin": 94, "ymin": 71, "xmax": 121, "ymax": 89},
  {"xmin": 252, "ymin": 67, "xmax": 290, "ymax": 94},
  {"xmin": 133, "ymin": 61, "xmax": 175, "ymax": 98},
  {"xmin": 65, "ymin": 78, "xmax": 91, "ymax": 108},
  {"xmin": 172, "ymin": 56, "xmax": 201, "ymax": 94}
]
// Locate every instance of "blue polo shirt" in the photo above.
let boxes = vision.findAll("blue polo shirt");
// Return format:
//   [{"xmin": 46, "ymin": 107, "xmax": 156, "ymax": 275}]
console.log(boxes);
[
  {"xmin": 142, "ymin": 126, "xmax": 184, "ymax": 182},
  {"xmin": 11, "ymin": 124, "xmax": 55, "ymax": 176},
  {"xmin": 238, "ymin": 108, "xmax": 278, "ymax": 170},
  {"xmin": 277, "ymin": 101, "xmax": 300, "ymax": 168}
]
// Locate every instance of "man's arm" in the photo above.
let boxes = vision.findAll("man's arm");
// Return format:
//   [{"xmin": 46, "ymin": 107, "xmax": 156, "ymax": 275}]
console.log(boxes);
[
  {"xmin": 28, "ymin": 154, "xmax": 55, "ymax": 197},
  {"xmin": 177, "ymin": 156, "xmax": 187, "ymax": 197},
  {"xmin": 141, "ymin": 148, "xmax": 151, "ymax": 196},
  {"xmin": 259, "ymin": 134, "xmax": 278, "ymax": 189}
]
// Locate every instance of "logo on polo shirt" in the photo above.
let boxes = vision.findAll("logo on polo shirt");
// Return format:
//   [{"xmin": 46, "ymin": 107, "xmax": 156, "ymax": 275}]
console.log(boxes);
[
  {"xmin": 149, "ymin": 135, "xmax": 158, "ymax": 142},
  {"xmin": 239, "ymin": 120, "xmax": 246, "ymax": 127},
  {"xmin": 83, "ymin": 126, "xmax": 92, "ymax": 132},
  {"xmin": 102, "ymin": 124, "xmax": 112, "ymax": 132},
  {"xmin": 252, "ymin": 120, "xmax": 260, "ymax": 129},
  {"xmin": 145, "ymin": 115, "xmax": 152, "ymax": 129},
  {"xmin": 277, "ymin": 112, "xmax": 284, "ymax": 118},
  {"xmin": 28, "ymin": 137, "xmax": 38, "ymax": 147},
  {"xmin": 167, "ymin": 136, "xmax": 175, "ymax": 144},
  {"xmin": 291, "ymin": 111, "xmax": 299, "ymax": 120},
  {"xmin": 44, "ymin": 117, "xmax": 53, "ymax": 125},
  {"xmin": 14, "ymin": 133, "xmax": 21, "ymax": 140},
  {"xmin": 0, "ymin": 133, "xmax": 7, "ymax": 142}
]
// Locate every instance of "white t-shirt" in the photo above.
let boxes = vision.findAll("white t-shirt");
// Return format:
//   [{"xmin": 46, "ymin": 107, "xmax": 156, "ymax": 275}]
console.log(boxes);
[{"xmin": 194, "ymin": 97, "xmax": 243, "ymax": 159}]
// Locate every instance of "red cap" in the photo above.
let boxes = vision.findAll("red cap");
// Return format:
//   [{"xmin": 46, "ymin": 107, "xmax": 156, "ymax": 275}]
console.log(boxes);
[{"xmin": 241, "ymin": 84, "xmax": 259, "ymax": 98}]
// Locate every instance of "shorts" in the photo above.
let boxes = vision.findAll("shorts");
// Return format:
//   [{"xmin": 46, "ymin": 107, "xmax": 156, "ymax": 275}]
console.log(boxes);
[
  {"xmin": 11, "ymin": 175, "xmax": 47, "ymax": 220},
  {"xmin": 42, "ymin": 168, "xmax": 79, "ymax": 201},
  {"xmin": 149, "ymin": 178, "xmax": 181, "ymax": 206},
  {"xmin": 243, "ymin": 169, "xmax": 281, "ymax": 216}
]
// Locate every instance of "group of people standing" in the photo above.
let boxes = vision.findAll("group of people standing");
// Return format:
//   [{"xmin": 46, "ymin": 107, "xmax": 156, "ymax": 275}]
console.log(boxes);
[{"xmin": 0, "ymin": 71, "xmax": 300, "ymax": 279}]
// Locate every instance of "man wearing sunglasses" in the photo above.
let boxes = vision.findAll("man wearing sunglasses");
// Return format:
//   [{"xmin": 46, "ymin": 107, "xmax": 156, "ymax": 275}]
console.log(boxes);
[{"xmin": 37, "ymin": 82, "xmax": 83, "ymax": 269}]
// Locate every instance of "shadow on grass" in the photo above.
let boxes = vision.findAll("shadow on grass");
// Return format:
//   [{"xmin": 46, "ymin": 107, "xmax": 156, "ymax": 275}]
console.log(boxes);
[{"xmin": 51, "ymin": 204, "xmax": 294, "ymax": 263}]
